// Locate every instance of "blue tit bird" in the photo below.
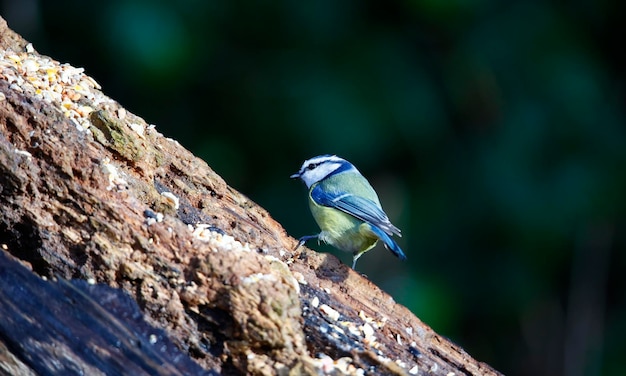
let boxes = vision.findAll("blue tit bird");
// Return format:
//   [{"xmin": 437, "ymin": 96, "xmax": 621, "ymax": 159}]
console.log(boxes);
[{"xmin": 291, "ymin": 154, "xmax": 406, "ymax": 269}]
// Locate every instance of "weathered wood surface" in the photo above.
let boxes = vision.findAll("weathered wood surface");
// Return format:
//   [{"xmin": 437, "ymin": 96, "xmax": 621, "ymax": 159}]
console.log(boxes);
[
  {"xmin": 0, "ymin": 17, "xmax": 501, "ymax": 376},
  {"xmin": 0, "ymin": 251, "xmax": 217, "ymax": 376}
]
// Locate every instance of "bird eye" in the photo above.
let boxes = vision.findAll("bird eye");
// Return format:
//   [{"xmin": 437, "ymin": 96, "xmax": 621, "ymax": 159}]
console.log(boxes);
[{"xmin": 306, "ymin": 163, "xmax": 316, "ymax": 170}]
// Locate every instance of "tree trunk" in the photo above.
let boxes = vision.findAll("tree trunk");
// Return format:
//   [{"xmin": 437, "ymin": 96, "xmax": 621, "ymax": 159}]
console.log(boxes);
[{"xmin": 0, "ymin": 17, "xmax": 501, "ymax": 376}]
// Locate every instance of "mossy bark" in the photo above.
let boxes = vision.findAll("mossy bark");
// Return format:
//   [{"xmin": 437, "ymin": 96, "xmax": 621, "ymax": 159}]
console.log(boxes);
[{"xmin": 0, "ymin": 17, "xmax": 501, "ymax": 376}]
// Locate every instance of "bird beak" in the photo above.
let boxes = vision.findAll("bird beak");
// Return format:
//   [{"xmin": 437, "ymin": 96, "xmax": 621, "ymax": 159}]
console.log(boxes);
[{"xmin": 290, "ymin": 173, "xmax": 300, "ymax": 179}]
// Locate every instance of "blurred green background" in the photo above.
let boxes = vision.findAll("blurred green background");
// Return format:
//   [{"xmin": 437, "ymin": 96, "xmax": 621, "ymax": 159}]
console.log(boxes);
[{"xmin": 2, "ymin": 0, "xmax": 624, "ymax": 374}]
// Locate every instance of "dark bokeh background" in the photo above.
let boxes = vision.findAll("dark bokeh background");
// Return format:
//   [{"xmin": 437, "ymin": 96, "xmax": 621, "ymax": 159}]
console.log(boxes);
[{"xmin": 2, "ymin": 1, "xmax": 624, "ymax": 375}]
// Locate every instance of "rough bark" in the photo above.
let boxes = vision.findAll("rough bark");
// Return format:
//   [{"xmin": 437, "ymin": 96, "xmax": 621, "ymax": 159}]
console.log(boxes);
[{"xmin": 0, "ymin": 17, "xmax": 502, "ymax": 376}]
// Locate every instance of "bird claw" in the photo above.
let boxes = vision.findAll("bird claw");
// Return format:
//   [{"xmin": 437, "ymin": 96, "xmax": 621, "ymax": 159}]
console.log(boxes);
[{"xmin": 295, "ymin": 235, "xmax": 318, "ymax": 251}]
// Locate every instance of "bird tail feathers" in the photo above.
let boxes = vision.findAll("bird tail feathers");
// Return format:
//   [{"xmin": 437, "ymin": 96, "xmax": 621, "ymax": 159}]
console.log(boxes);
[{"xmin": 368, "ymin": 225, "xmax": 407, "ymax": 261}]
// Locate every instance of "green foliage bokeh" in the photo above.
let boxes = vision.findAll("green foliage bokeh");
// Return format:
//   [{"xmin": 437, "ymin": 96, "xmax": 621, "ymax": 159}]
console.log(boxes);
[{"xmin": 5, "ymin": 0, "xmax": 625, "ymax": 374}]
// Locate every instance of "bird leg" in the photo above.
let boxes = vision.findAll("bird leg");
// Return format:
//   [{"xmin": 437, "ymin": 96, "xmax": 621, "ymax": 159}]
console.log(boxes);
[{"xmin": 294, "ymin": 234, "xmax": 319, "ymax": 251}]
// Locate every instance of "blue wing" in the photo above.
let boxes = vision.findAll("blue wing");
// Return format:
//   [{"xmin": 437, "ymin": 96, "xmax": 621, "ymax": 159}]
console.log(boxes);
[{"xmin": 310, "ymin": 184, "xmax": 401, "ymax": 236}]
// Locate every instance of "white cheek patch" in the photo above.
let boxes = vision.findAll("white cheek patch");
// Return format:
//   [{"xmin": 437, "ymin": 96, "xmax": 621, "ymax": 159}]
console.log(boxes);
[{"xmin": 300, "ymin": 162, "xmax": 341, "ymax": 187}]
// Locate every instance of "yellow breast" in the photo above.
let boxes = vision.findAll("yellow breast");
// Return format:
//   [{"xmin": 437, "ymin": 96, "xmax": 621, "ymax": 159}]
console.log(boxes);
[{"xmin": 308, "ymin": 200, "xmax": 378, "ymax": 254}]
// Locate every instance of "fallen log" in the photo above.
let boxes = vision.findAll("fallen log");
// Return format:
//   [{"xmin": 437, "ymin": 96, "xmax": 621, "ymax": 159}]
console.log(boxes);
[{"xmin": 0, "ymin": 17, "xmax": 501, "ymax": 376}]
